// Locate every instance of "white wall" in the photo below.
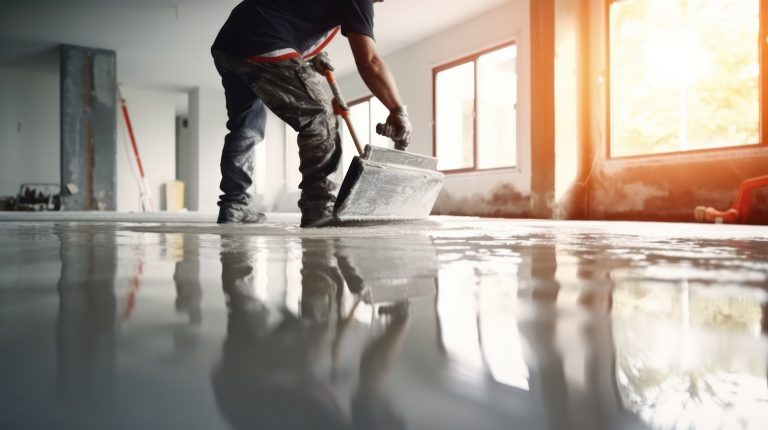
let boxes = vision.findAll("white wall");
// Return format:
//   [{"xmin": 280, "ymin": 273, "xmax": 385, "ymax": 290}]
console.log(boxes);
[
  {"xmin": 0, "ymin": 68, "xmax": 60, "ymax": 197},
  {"xmin": 337, "ymin": 0, "xmax": 532, "ymax": 216},
  {"xmin": 116, "ymin": 87, "xmax": 177, "ymax": 212}
]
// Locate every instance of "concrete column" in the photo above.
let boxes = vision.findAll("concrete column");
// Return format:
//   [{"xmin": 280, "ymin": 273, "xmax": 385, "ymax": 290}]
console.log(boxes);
[
  {"xmin": 59, "ymin": 45, "xmax": 117, "ymax": 211},
  {"xmin": 530, "ymin": 0, "xmax": 556, "ymax": 219},
  {"xmin": 56, "ymin": 225, "xmax": 116, "ymax": 418},
  {"xmin": 183, "ymin": 87, "xmax": 228, "ymax": 214},
  {"xmin": 181, "ymin": 87, "xmax": 282, "ymax": 214},
  {"xmin": 178, "ymin": 91, "xmax": 200, "ymax": 212}
]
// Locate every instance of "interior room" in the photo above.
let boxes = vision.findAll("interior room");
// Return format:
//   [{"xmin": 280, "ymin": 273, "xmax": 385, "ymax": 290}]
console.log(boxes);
[{"xmin": 1, "ymin": 1, "xmax": 766, "ymax": 429}]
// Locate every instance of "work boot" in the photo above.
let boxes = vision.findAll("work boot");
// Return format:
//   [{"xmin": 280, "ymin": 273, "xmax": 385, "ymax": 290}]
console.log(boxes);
[
  {"xmin": 217, "ymin": 205, "xmax": 267, "ymax": 224},
  {"xmin": 300, "ymin": 202, "xmax": 335, "ymax": 228}
]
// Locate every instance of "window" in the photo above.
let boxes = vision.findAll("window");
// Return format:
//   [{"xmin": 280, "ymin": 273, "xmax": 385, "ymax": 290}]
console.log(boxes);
[
  {"xmin": 340, "ymin": 96, "xmax": 390, "ymax": 177},
  {"xmin": 433, "ymin": 43, "xmax": 518, "ymax": 172},
  {"xmin": 609, "ymin": 0, "xmax": 764, "ymax": 158},
  {"xmin": 283, "ymin": 96, "xmax": 388, "ymax": 191}
]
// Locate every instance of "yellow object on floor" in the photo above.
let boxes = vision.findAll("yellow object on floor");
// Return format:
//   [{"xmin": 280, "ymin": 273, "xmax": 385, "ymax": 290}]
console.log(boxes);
[{"xmin": 165, "ymin": 180, "xmax": 185, "ymax": 212}]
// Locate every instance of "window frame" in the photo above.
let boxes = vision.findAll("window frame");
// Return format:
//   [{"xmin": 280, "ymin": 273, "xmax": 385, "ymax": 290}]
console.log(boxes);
[
  {"xmin": 432, "ymin": 41, "xmax": 519, "ymax": 174},
  {"xmin": 605, "ymin": 0, "xmax": 768, "ymax": 161}
]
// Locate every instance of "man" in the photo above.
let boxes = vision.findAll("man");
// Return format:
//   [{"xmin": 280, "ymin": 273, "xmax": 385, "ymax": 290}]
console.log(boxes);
[{"xmin": 211, "ymin": 0, "xmax": 412, "ymax": 227}]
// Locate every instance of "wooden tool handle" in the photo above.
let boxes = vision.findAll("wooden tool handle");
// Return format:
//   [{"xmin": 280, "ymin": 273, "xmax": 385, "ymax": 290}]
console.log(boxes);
[{"xmin": 324, "ymin": 71, "xmax": 364, "ymax": 156}]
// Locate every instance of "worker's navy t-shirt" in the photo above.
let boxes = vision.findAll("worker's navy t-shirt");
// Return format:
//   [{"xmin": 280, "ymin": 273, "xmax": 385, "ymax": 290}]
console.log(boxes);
[{"xmin": 213, "ymin": 0, "xmax": 375, "ymax": 60}]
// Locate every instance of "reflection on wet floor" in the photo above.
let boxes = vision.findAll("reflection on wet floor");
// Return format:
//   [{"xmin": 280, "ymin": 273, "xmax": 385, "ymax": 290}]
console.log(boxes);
[{"xmin": 0, "ymin": 216, "xmax": 766, "ymax": 430}]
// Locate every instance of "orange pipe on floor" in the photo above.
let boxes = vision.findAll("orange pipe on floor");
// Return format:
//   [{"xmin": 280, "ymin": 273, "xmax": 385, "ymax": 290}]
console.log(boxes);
[{"xmin": 695, "ymin": 175, "xmax": 768, "ymax": 224}]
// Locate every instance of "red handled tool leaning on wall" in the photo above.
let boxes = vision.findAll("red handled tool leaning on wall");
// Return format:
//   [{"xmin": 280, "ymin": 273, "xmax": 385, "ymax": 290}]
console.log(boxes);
[{"xmin": 118, "ymin": 87, "xmax": 154, "ymax": 212}]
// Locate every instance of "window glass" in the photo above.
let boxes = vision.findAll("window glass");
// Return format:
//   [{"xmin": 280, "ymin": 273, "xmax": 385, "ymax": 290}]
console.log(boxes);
[
  {"xmin": 477, "ymin": 46, "xmax": 518, "ymax": 169},
  {"xmin": 436, "ymin": 62, "xmax": 475, "ymax": 171},
  {"xmin": 340, "ymin": 102, "xmax": 370, "ymax": 177},
  {"xmin": 610, "ymin": 0, "xmax": 760, "ymax": 157},
  {"xmin": 370, "ymin": 97, "xmax": 392, "ymax": 149}
]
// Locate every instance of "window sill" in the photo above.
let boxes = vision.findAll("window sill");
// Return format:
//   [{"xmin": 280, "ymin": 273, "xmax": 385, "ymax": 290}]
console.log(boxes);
[{"xmin": 605, "ymin": 144, "xmax": 768, "ymax": 167}]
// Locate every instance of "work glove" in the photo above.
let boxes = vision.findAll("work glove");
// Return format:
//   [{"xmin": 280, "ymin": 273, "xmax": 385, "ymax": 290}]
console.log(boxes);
[
  {"xmin": 376, "ymin": 106, "xmax": 412, "ymax": 151},
  {"xmin": 310, "ymin": 52, "xmax": 334, "ymax": 75}
]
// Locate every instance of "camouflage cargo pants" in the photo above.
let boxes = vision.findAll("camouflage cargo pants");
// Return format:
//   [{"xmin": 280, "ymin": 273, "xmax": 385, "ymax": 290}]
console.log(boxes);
[{"xmin": 211, "ymin": 49, "xmax": 342, "ymax": 213}]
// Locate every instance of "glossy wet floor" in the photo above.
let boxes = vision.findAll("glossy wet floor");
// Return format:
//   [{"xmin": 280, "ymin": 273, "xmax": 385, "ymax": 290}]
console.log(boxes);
[{"xmin": 0, "ymin": 214, "xmax": 766, "ymax": 430}]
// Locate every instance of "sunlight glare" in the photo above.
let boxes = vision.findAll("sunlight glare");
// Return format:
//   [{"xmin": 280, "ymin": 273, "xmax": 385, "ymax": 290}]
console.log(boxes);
[{"xmin": 643, "ymin": 28, "xmax": 712, "ymax": 85}]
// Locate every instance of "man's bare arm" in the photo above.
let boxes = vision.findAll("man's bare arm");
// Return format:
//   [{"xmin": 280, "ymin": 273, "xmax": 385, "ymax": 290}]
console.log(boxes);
[
  {"xmin": 347, "ymin": 32, "xmax": 403, "ymax": 111},
  {"xmin": 347, "ymin": 32, "xmax": 412, "ymax": 149}
]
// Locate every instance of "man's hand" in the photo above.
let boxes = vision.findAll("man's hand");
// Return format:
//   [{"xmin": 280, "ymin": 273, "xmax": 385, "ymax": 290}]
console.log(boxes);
[
  {"xmin": 376, "ymin": 106, "xmax": 412, "ymax": 151},
  {"xmin": 310, "ymin": 52, "xmax": 334, "ymax": 75}
]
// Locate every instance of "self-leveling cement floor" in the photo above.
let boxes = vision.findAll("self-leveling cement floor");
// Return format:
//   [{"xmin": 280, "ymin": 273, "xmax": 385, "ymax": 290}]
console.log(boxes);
[{"xmin": 0, "ymin": 213, "xmax": 766, "ymax": 430}]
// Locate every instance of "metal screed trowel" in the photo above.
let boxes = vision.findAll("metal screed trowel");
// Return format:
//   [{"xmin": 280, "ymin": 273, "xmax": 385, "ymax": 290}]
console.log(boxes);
[{"xmin": 323, "ymin": 71, "xmax": 444, "ymax": 224}]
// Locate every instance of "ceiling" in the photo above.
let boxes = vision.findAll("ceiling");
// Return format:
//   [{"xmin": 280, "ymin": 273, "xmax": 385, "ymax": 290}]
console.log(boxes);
[{"xmin": 0, "ymin": 0, "xmax": 511, "ymax": 91}]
